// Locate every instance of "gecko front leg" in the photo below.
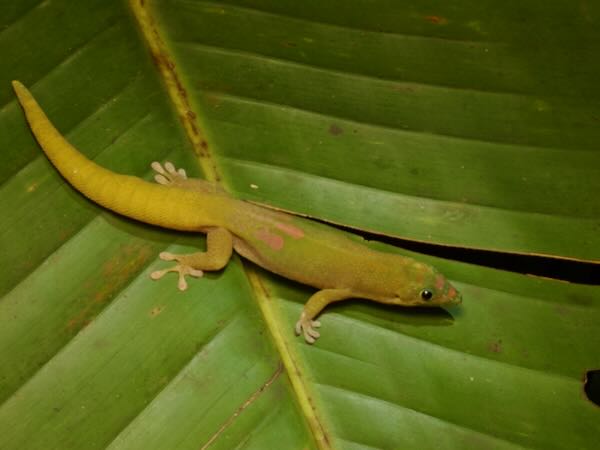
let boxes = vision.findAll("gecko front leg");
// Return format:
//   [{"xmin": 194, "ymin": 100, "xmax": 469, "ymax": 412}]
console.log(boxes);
[
  {"xmin": 295, "ymin": 288, "xmax": 354, "ymax": 344},
  {"xmin": 151, "ymin": 227, "xmax": 233, "ymax": 290}
]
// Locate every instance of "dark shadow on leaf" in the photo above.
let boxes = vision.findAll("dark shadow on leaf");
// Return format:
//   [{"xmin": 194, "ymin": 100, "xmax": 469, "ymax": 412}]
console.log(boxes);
[
  {"xmin": 328, "ymin": 299, "xmax": 456, "ymax": 328},
  {"xmin": 584, "ymin": 370, "xmax": 600, "ymax": 407},
  {"xmin": 322, "ymin": 219, "xmax": 600, "ymax": 285}
]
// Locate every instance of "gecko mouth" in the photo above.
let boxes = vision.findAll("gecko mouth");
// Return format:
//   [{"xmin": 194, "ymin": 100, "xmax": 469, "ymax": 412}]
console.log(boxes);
[
  {"xmin": 446, "ymin": 291, "xmax": 462, "ymax": 306},
  {"xmin": 448, "ymin": 295, "xmax": 462, "ymax": 306}
]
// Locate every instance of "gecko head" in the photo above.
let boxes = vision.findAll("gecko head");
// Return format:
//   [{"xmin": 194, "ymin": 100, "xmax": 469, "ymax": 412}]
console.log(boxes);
[{"xmin": 395, "ymin": 264, "xmax": 462, "ymax": 307}]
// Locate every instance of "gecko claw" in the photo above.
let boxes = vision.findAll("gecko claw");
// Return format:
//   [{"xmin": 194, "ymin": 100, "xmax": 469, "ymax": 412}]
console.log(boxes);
[
  {"xmin": 295, "ymin": 313, "xmax": 321, "ymax": 344},
  {"xmin": 150, "ymin": 252, "xmax": 204, "ymax": 290},
  {"xmin": 151, "ymin": 161, "xmax": 187, "ymax": 186}
]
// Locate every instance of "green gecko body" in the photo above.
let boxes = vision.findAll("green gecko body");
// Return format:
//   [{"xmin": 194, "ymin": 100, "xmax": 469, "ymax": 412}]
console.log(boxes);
[{"xmin": 12, "ymin": 81, "xmax": 461, "ymax": 343}]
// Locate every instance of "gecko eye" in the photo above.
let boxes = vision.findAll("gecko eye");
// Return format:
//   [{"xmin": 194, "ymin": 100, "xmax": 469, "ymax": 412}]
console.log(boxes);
[{"xmin": 420, "ymin": 289, "xmax": 433, "ymax": 301}]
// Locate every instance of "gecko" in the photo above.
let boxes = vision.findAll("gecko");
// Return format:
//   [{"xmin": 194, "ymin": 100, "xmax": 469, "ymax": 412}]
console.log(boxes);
[{"xmin": 12, "ymin": 80, "xmax": 461, "ymax": 343}]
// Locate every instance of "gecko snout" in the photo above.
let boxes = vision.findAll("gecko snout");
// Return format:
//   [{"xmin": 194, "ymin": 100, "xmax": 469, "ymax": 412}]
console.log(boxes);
[{"xmin": 445, "ymin": 284, "xmax": 462, "ymax": 305}]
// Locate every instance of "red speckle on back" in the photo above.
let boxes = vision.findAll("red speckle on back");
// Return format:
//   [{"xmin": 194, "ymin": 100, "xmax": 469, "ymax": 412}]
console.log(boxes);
[
  {"xmin": 435, "ymin": 274, "xmax": 446, "ymax": 291},
  {"xmin": 275, "ymin": 222, "xmax": 304, "ymax": 239},
  {"xmin": 447, "ymin": 286, "xmax": 457, "ymax": 299},
  {"xmin": 256, "ymin": 229, "xmax": 284, "ymax": 251}
]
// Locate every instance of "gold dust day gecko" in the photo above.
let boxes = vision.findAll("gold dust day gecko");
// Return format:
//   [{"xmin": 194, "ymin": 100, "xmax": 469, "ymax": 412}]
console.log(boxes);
[{"xmin": 12, "ymin": 81, "xmax": 461, "ymax": 343}]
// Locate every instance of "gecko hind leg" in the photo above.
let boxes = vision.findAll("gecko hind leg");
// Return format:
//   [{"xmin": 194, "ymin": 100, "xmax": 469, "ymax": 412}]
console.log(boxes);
[
  {"xmin": 151, "ymin": 161, "xmax": 227, "ymax": 194},
  {"xmin": 151, "ymin": 161, "xmax": 187, "ymax": 186},
  {"xmin": 150, "ymin": 227, "xmax": 233, "ymax": 290},
  {"xmin": 295, "ymin": 288, "xmax": 353, "ymax": 344}
]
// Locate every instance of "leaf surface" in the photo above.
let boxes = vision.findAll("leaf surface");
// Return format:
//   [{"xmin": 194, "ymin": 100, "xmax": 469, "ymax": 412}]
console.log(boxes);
[{"xmin": 0, "ymin": 1, "xmax": 598, "ymax": 449}]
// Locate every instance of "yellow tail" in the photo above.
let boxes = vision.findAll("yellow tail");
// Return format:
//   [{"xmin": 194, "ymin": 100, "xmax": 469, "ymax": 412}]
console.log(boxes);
[{"xmin": 12, "ymin": 81, "xmax": 222, "ymax": 231}]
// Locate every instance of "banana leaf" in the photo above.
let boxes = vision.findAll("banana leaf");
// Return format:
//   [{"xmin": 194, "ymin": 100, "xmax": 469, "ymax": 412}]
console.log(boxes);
[{"xmin": 1, "ymin": 1, "xmax": 598, "ymax": 449}]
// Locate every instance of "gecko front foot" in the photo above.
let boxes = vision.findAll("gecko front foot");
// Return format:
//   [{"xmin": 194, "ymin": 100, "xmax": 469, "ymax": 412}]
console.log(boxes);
[
  {"xmin": 150, "ymin": 252, "xmax": 204, "ymax": 291},
  {"xmin": 151, "ymin": 161, "xmax": 187, "ymax": 186},
  {"xmin": 295, "ymin": 312, "xmax": 322, "ymax": 344}
]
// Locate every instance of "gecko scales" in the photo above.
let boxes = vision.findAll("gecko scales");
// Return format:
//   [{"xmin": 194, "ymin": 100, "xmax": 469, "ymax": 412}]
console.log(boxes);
[{"xmin": 12, "ymin": 80, "xmax": 461, "ymax": 343}]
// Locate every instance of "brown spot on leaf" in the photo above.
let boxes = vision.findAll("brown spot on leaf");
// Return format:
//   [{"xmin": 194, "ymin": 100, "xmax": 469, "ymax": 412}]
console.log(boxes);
[
  {"xmin": 328, "ymin": 124, "xmax": 343, "ymax": 135},
  {"xmin": 195, "ymin": 139, "xmax": 209, "ymax": 158},
  {"xmin": 149, "ymin": 306, "xmax": 165, "ymax": 317},
  {"xmin": 189, "ymin": 121, "xmax": 199, "ymax": 137},
  {"xmin": 425, "ymin": 15, "xmax": 448, "ymax": 25},
  {"xmin": 489, "ymin": 339, "xmax": 503, "ymax": 353}
]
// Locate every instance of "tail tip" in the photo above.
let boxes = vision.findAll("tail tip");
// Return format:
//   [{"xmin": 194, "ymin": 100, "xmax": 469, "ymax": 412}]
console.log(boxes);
[{"xmin": 12, "ymin": 80, "xmax": 28, "ymax": 100}]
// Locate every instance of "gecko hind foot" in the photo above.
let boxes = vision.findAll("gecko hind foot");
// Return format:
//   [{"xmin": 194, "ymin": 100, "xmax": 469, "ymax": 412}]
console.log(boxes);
[
  {"xmin": 151, "ymin": 161, "xmax": 187, "ymax": 186},
  {"xmin": 150, "ymin": 251, "xmax": 203, "ymax": 291},
  {"xmin": 295, "ymin": 313, "xmax": 321, "ymax": 344}
]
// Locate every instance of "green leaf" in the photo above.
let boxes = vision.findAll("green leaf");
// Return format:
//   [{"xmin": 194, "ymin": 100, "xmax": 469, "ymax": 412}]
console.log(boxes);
[{"xmin": 1, "ymin": 1, "xmax": 599, "ymax": 449}]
